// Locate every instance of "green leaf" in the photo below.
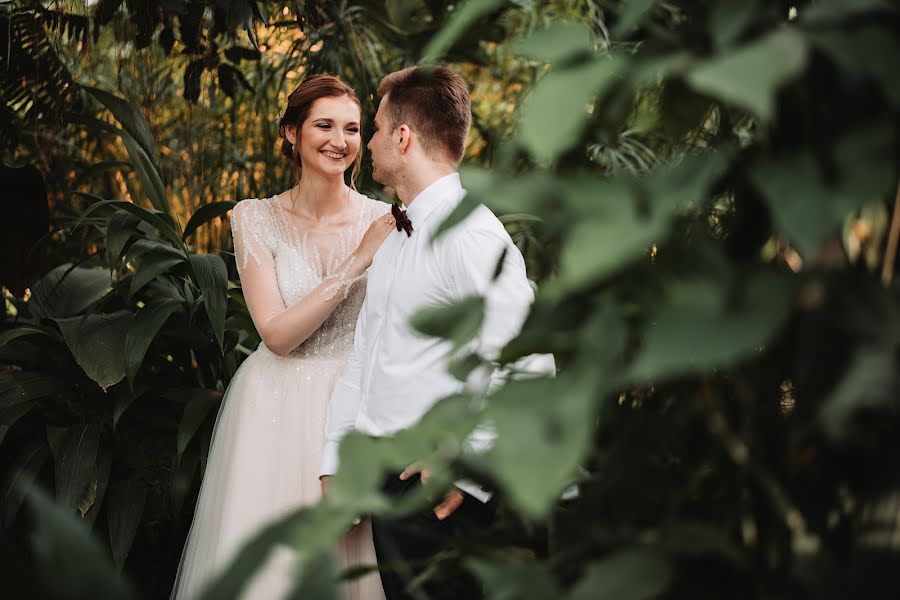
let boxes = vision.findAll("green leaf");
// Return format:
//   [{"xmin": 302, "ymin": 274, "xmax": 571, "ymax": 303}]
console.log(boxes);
[
  {"xmin": 189, "ymin": 253, "xmax": 229, "ymax": 351},
  {"xmin": 468, "ymin": 557, "xmax": 562, "ymax": 600},
  {"xmin": 686, "ymin": 28, "xmax": 808, "ymax": 122},
  {"xmin": 629, "ymin": 270, "xmax": 795, "ymax": 381},
  {"xmin": 174, "ymin": 389, "xmax": 222, "ymax": 457},
  {"xmin": 482, "ymin": 373, "xmax": 596, "ymax": 518},
  {"xmin": 71, "ymin": 195, "xmax": 184, "ymax": 248},
  {"xmin": 511, "ymin": 21, "xmax": 593, "ymax": 64},
  {"xmin": 125, "ymin": 300, "xmax": 181, "ymax": 386},
  {"xmin": 55, "ymin": 311, "xmax": 132, "ymax": 390},
  {"xmin": 751, "ymin": 126, "xmax": 895, "ymax": 258},
  {"xmin": 808, "ymin": 27, "xmax": 900, "ymax": 107},
  {"xmin": 199, "ymin": 503, "xmax": 357, "ymax": 600},
  {"xmin": 409, "ymin": 295, "xmax": 485, "ymax": 352},
  {"xmin": 182, "ymin": 200, "xmax": 237, "ymax": 241},
  {"xmin": 52, "ymin": 424, "xmax": 100, "ymax": 514},
  {"xmin": 0, "ymin": 372, "xmax": 57, "ymax": 409},
  {"xmin": 29, "ymin": 264, "xmax": 112, "ymax": 320},
  {"xmin": 3, "ymin": 438, "xmax": 49, "ymax": 524},
  {"xmin": 801, "ymin": 0, "xmax": 890, "ymax": 24},
  {"xmin": 107, "ymin": 481, "xmax": 147, "ymax": 571},
  {"xmin": 0, "ymin": 326, "xmax": 51, "ymax": 350},
  {"xmin": 106, "ymin": 209, "xmax": 142, "ymax": 267},
  {"xmin": 820, "ymin": 348, "xmax": 898, "ymax": 441},
  {"xmin": 613, "ymin": 0, "xmax": 659, "ymax": 37},
  {"xmin": 129, "ymin": 254, "xmax": 185, "ymax": 298},
  {"xmin": 284, "ymin": 552, "xmax": 339, "ymax": 600},
  {"xmin": 519, "ymin": 56, "xmax": 626, "ymax": 164},
  {"xmin": 27, "ymin": 487, "xmax": 135, "ymax": 600},
  {"xmin": 421, "ymin": 0, "xmax": 509, "ymax": 63},
  {"xmin": 569, "ymin": 547, "xmax": 671, "ymax": 600},
  {"xmin": 83, "ymin": 86, "xmax": 157, "ymax": 163},
  {"xmin": 430, "ymin": 193, "xmax": 480, "ymax": 243}
]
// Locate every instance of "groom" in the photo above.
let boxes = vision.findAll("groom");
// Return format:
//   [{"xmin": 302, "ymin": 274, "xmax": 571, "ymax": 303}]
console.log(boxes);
[{"xmin": 320, "ymin": 65, "xmax": 554, "ymax": 599}]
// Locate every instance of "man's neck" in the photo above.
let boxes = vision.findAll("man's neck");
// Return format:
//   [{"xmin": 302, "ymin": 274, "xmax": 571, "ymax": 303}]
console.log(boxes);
[{"xmin": 395, "ymin": 162, "xmax": 456, "ymax": 207}]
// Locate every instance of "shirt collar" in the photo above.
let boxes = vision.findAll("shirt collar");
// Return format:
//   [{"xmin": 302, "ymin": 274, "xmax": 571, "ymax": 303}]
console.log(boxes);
[{"xmin": 403, "ymin": 172, "xmax": 463, "ymax": 227}]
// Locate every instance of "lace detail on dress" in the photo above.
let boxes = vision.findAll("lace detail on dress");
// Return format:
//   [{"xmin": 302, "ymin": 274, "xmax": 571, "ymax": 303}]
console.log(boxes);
[{"xmin": 231, "ymin": 193, "xmax": 389, "ymax": 359}]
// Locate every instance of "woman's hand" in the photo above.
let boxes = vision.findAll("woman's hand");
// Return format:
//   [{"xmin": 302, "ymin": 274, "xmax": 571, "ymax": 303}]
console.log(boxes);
[{"xmin": 354, "ymin": 214, "xmax": 395, "ymax": 267}]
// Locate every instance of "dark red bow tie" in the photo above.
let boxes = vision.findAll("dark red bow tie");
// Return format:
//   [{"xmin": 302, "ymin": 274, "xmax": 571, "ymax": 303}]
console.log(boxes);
[{"xmin": 392, "ymin": 203, "xmax": 414, "ymax": 237}]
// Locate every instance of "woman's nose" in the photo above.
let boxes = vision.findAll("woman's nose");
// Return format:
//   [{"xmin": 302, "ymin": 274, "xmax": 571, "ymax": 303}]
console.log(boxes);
[{"xmin": 332, "ymin": 130, "xmax": 347, "ymax": 149}]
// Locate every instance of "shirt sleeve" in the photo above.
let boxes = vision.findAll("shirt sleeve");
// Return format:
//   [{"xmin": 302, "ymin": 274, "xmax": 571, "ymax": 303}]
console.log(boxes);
[
  {"xmin": 444, "ymin": 214, "xmax": 556, "ymax": 502},
  {"xmin": 321, "ymin": 291, "xmax": 367, "ymax": 476},
  {"xmin": 445, "ymin": 216, "xmax": 556, "ymax": 380}
]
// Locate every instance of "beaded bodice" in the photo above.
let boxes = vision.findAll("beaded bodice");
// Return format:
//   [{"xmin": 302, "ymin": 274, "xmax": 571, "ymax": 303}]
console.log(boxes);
[{"xmin": 230, "ymin": 192, "xmax": 387, "ymax": 359}]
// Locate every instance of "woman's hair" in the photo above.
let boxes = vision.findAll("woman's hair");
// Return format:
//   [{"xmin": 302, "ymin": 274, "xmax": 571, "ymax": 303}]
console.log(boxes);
[{"xmin": 278, "ymin": 74, "xmax": 363, "ymax": 189}]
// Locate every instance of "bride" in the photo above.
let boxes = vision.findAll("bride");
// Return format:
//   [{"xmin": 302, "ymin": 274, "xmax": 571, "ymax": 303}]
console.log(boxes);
[{"xmin": 171, "ymin": 74, "xmax": 392, "ymax": 600}]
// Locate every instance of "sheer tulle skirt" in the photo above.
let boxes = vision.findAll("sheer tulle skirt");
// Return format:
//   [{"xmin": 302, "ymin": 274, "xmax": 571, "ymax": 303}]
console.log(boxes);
[{"xmin": 171, "ymin": 347, "xmax": 384, "ymax": 600}]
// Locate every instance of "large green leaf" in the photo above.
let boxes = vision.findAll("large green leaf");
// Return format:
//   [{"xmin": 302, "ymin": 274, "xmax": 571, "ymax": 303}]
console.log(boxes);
[
  {"xmin": 511, "ymin": 21, "xmax": 594, "ymax": 65},
  {"xmin": 421, "ymin": 0, "xmax": 509, "ymax": 63},
  {"xmin": 807, "ymin": 26, "xmax": 900, "ymax": 107},
  {"xmin": 519, "ymin": 56, "xmax": 626, "ymax": 164},
  {"xmin": 468, "ymin": 557, "xmax": 562, "ymax": 600},
  {"xmin": 51, "ymin": 424, "xmax": 100, "ymax": 514},
  {"xmin": 409, "ymin": 295, "xmax": 485, "ymax": 352},
  {"xmin": 629, "ymin": 269, "xmax": 795, "ymax": 381},
  {"xmin": 83, "ymin": 86, "xmax": 158, "ymax": 163},
  {"xmin": 71, "ymin": 195, "xmax": 183, "ymax": 248},
  {"xmin": 751, "ymin": 125, "xmax": 895, "ymax": 258},
  {"xmin": 128, "ymin": 253, "xmax": 185, "ymax": 298},
  {"xmin": 0, "ymin": 372, "xmax": 57, "ymax": 409},
  {"xmin": 27, "ymin": 487, "xmax": 135, "ymax": 600},
  {"xmin": 189, "ymin": 253, "xmax": 229, "ymax": 351},
  {"xmin": 819, "ymin": 348, "xmax": 898, "ymax": 441},
  {"xmin": 284, "ymin": 553, "xmax": 339, "ymax": 600},
  {"xmin": 569, "ymin": 547, "xmax": 671, "ymax": 600},
  {"xmin": 29, "ymin": 264, "xmax": 112, "ymax": 319},
  {"xmin": 0, "ymin": 326, "xmax": 52, "ymax": 349},
  {"xmin": 182, "ymin": 200, "xmax": 237, "ymax": 241},
  {"xmin": 613, "ymin": 0, "xmax": 659, "ymax": 36},
  {"xmin": 106, "ymin": 209, "xmax": 142, "ymax": 267},
  {"xmin": 481, "ymin": 372, "xmax": 596, "ymax": 518},
  {"xmin": 107, "ymin": 481, "xmax": 147, "ymax": 571},
  {"xmin": 55, "ymin": 311, "xmax": 132, "ymax": 390},
  {"xmin": 686, "ymin": 28, "xmax": 808, "ymax": 122},
  {"xmin": 3, "ymin": 438, "xmax": 49, "ymax": 524},
  {"xmin": 173, "ymin": 389, "xmax": 223, "ymax": 457},
  {"xmin": 125, "ymin": 300, "xmax": 181, "ymax": 386}
]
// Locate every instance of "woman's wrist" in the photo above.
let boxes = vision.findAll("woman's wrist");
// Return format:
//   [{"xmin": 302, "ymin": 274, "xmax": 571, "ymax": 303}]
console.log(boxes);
[{"xmin": 350, "ymin": 249, "xmax": 372, "ymax": 272}]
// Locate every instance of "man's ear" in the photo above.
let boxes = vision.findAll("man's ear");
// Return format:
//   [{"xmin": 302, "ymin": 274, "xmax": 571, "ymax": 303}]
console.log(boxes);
[
  {"xmin": 397, "ymin": 124, "xmax": 411, "ymax": 154},
  {"xmin": 285, "ymin": 124, "xmax": 298, "ymax": 146}
]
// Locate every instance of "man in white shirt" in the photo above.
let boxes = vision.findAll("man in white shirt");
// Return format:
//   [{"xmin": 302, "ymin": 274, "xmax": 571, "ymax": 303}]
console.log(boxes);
[{"xmin": 320, "ymin": 65, "xmax": 554, "ymax": 600}]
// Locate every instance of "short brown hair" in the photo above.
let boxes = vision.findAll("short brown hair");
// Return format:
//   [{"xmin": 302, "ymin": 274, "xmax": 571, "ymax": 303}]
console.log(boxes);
[
  {"xmin": 377, "ymin": 66, "xmax": 471, "ymax": 164},
  {"xmin": 278, "ymin": 74, "xmax": 362, "ymax": 188}
]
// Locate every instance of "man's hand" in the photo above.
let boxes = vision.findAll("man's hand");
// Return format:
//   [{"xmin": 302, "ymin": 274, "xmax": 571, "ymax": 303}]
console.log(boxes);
[
  {"xmin": 320, "ymin": 475, "xmax": 330, "ymax": 496},
  {"xmin": 399, "ymin": 463, "xmax": 465, "ymax": 520}
]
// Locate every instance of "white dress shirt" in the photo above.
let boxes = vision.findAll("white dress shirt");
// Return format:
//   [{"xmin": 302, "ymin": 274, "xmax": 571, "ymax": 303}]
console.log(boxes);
[{"xmin": 321, "ymin": 173, "xmax": 555, "ymax": 499}]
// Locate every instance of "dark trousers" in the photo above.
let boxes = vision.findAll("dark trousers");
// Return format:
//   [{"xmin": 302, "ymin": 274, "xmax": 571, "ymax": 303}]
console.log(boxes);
[{"xmin": 371, "ymin": 473, "xmax": 494, "ymax": 600}]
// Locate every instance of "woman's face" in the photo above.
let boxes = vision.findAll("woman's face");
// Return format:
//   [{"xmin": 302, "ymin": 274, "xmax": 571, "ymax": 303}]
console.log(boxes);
[{"xmin": 288, "ymin": 95, "xmax": 361, "ymax": 178}]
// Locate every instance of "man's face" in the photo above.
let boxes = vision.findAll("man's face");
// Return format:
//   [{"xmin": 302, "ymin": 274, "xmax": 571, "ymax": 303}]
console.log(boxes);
[{"xmin": 368, "ymin": 95, "xmax": 401, "ymax": 187}]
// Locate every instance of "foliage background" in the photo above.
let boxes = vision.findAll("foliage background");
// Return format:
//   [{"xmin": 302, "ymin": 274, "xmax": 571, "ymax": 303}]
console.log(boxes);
[{"xmin": 2, "ymin": 0, "xmax": 900, "ymax": 599}]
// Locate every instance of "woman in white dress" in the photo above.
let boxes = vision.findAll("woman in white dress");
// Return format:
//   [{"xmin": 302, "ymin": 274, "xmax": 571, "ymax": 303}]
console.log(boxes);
[{"xmin": 171, "ymin": 75, "xmax": 392, "ymax": 600}]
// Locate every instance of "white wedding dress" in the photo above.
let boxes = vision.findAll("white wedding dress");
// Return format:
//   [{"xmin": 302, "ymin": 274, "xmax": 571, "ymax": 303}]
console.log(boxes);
[{"xmin": 171, "ymin": 191, "xmax": 387, "ymax": 600}]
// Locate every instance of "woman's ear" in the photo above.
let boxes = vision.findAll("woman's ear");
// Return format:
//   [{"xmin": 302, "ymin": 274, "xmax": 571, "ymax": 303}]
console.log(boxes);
[{"xmin": 285, "ymin": 124, "xmax": 298, "ymax": 146}]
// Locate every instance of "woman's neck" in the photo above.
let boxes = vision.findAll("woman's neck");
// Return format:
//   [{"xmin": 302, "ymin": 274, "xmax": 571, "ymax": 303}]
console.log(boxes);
[{"xmin": 287, "ymin": 171, "xmax": 351, "ymax": 223}]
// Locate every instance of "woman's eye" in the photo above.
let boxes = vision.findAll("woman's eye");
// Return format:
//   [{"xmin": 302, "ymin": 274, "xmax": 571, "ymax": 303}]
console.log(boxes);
[
  {"xmin": 317, "ymin": 124, "xmax": 331, "ymax": 129},
  {"xmin": 347, "ymin": 128, "xmax": 359, "ymax": 133}
]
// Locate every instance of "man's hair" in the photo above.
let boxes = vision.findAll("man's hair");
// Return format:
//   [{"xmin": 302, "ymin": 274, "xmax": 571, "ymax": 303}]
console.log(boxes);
[{"xmin": 377, "ymin": 66, "xmax": 471, "ymax": 164}]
